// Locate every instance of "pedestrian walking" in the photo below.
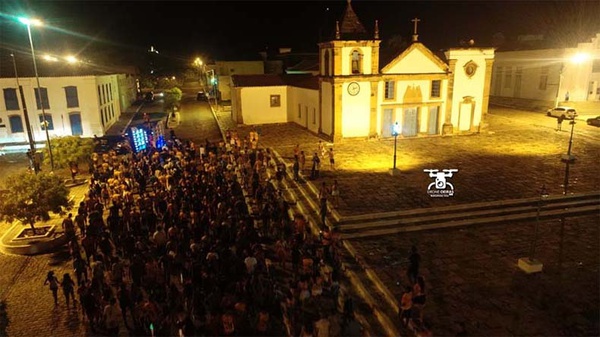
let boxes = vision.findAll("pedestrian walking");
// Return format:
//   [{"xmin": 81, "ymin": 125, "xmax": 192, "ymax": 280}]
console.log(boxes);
[
  {"xmin": 61, "ymin": 273, "xmax": 76, "ymax": 308},
  {"xmin": 293, "ymin": 156, "xmax": 300, "ymax": 182},
  {"xmin": 293, "ymin": 144, "xmax": 301, "ymax": 158},
  {"xmin": 412, "ymin": 275, "xmax": 427, "ymax": 322},
  {"xmin": 62, "ymin": 213, "xmax": 76, "ymax": 239},
  {"xmin": 328, "ymin": 148, "xmax": 335, "ymax": 170},
  {"xmin": 556, "ymin": 114, "xmax": 565, "ymax": 131},
  {"xmin": 407, "ymin": 245, "xmax": 421, "ymax": 285},
  {"xmin": 73, "ymin": 255, "xmax": 89, "ymax": 287},
  {"xmin": 311, "ymin": 152, "xmax": 321, "ymax": 180},
  {"xmin": 102, "ymin": 297, "xmax": 121, "ymax": 336},
  {"xmin": 399, "ymin": 286, "xmax": 413, "ymax": 328},
  {"xmin": 331, "ymin": 180, "xmax": 340, "ymax": 207},
  {"xmin": 299, "ymin": 151, "xmax": 306, "ymax": 172},
  {"xmin": 317, "ymin": 140, "xmax": 325, "ymax": 158},
  {"xmin": 44, "ymin": 271, "xmax": 60, "ymax": 305},
  {"xmin": 319, "ymin": 182, "xmax": 329, "ymax": 226}
]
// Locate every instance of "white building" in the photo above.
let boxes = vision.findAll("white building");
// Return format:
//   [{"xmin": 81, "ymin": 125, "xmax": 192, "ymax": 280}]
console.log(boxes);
[
  {"xmin": 0, "ymin": 73, "xmax": 136, "ymax": 144},
  {"xmin": 231, "ymin": 1, "xmax": 495, "ymax": 141},
  {"xmin": 491, "ymin": 33, "xmax": 600, "ymax": 112}
]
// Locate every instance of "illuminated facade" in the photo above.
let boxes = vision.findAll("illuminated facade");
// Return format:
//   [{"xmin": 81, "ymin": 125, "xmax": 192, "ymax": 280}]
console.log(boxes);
[
  {"xmin": 231, "ymin": 1, "xmax": 495, "ymax": 141},
  {"xmin": 491, "ymin": 33, "xmax": 600, "ymax": 112},
  {"xmin": 0, "ymin": 73, "xmax": 136, "ymax": 145}
]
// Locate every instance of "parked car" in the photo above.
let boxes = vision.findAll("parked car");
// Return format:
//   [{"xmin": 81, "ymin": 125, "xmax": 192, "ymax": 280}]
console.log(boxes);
[
  {"xmin": 586, "ymin": 116, "xmax": 600, "ymax": 127},
  {"xmin": 546, "ymin": 106, "xmax": 577, "ymax": 119},
  {"xmin": 197, "ymin": 91, "xmax": 207, "ymax": 101}
]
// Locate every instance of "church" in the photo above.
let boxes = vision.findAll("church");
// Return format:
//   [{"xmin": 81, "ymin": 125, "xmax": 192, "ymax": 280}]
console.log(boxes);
[{"xmin": 230, "ymin": 1, "xmax": 495, "ymax": 142}]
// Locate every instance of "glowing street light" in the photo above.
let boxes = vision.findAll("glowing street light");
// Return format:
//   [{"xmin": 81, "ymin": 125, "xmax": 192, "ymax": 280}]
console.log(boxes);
[
  {"xmin": 19, "ymin": 16, "xmax": 55, "ymax": 171},
  {"xmin": 43, "ymin": 54, "xmax": 58, "ymax": 62},
  {"xmin": 65, "ymin": 55, "xmax": 79, "ymax": 64},
  {"xmin": 555, "ymin": 52, "xmax": 591, "ymax": 108}
]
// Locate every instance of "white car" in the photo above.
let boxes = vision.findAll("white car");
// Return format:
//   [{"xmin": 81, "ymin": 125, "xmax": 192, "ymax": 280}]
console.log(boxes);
[{"xmin": 547, "ymin": 106, "xmax": 577, "ymax": 120}]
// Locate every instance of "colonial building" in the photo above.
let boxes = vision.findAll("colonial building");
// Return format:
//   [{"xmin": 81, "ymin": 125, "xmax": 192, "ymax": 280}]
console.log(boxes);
[
  {"xmin": 0, "ymin": 73, "xmax": 136, "ymax": 144},
  {"xmin": 231, "ymin": 1, "xmax": 494, "ymax": 141},
  {"xmin": 491, "ymin": 33, "xmax": 600, "ymax": 113}
]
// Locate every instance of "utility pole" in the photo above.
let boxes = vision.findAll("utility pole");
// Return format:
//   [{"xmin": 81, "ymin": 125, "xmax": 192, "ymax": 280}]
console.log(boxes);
[{"xmin": 11, "ymin": 52, "xmax": 38, "ymax": 173}]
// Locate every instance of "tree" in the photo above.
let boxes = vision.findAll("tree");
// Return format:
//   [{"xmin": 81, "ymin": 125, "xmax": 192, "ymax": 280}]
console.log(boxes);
[
  {"xmin": 0, "ymin": 172, "xmax": 72, "ymax": 231},
  {"xmin": 164, "ymin": 87, "xmax": 183, "ymax": 114},
  {"xmin": 43, "ymin": 136, "xmax": 95, "ymax": 169}
]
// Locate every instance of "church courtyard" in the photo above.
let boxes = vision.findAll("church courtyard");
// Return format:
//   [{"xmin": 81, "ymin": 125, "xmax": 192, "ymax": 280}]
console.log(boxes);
[{"xmin": 235, "ymin": 105, "xmax": 600, "ymax": 336}]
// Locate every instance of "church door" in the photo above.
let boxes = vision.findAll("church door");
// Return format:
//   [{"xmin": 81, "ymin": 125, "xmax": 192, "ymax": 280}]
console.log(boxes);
[
  {"xmin": 402, "ymin": 108, "xmax": 418, "ymax": 137},
  {"xmin": 381, "ymin": 108, "xmax": 393, "ymax": 138},
  {"xmin": 428, "ymin": 106, "xmax": 439, "ymax": 135},
  {"xmin": 458, "ymin": 103, "xmax": 473, "ymax": 131}
]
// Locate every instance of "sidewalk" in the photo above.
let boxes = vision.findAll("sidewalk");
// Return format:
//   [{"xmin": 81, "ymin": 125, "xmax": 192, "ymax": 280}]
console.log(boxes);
[{"xmin": 104, "ymin": 101, "xmax": 145, "ymax": 136}]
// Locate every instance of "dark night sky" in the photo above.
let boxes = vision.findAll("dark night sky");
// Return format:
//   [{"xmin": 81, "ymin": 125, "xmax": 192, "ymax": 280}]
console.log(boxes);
[{"xmin": 1, "ymin": 0, "xmax": 599, "ymax": 70}]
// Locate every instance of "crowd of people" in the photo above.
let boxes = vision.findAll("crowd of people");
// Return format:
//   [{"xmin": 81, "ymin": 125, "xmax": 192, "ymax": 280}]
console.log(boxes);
[{"xmin": 48, "ymin": 129, "xmax": 363, "ymax": 337}]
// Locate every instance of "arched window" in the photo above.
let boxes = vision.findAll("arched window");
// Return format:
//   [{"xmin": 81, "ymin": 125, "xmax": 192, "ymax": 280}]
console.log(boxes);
[
  {"xmin": 351, "ymin": 49, "xmax": 362, "ymax": 74},
  {"xmin": 324, "ymin": 51, "xmax": 330, "ymax": 76}
]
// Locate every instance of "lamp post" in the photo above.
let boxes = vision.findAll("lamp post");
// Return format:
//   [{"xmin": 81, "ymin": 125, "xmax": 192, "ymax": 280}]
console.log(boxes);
[
  {"xmin": 19, "ymin": 17, "xmax": 55, "ymax": 171},
  {"xmin": 561, "ymin": 119, "xmax": 576, "ymax": 194},
  {"xmin": 389, "ymin": 122, "xmax": 401, "ymax": 176},
  {"xmin": 518, "ymin": 185, "xmax": 549, "ymax": 273},
  {"xmin": 10, "ymin": 52, "xmax": 38, "ymax": 173}
]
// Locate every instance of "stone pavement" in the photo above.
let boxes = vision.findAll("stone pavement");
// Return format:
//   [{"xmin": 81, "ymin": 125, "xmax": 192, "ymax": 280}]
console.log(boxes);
[
  {"xmin": 0, "ymin": 179, "xmax": 101, "ymax": 337},
  {"xmin": 211, "ymin": 106, "xmax": 600, "ymax": 336},
  {"xmin": 217, "ymin": 108, "xmax": 600, "ymax": 216}
]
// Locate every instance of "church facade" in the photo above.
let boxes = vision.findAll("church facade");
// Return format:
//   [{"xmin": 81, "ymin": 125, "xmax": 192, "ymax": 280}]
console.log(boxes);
[{"xmin": 230, "ymin": 1, "xmax": 494, "ymax": 141}]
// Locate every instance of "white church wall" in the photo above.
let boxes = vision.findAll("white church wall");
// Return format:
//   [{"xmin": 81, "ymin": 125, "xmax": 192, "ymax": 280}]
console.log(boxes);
[
  {"xmin": 342, "ymin": 81, "xmax": 370, "ymax": 137},
  {"xmin": 240, "ymin": 86, "xmax": 287, "ymax": 125},
  {"xmin": 288, "ymin": 87, "xmax": 319, "ymax": 133},
  {"xmin": 446, "ymin": 49, "xmax": 494, "ymax": 130},
  {"xmin": 320, "ymin": 82, "xmax": 333, "ymax": 136},
  {"xmin": 384, "ymin": 48, "xmax": 445, "ymax": 74}
]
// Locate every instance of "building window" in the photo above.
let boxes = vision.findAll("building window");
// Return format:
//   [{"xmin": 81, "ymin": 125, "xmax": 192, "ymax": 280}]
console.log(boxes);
[
  {"xmin": 324, "ymin": 51, "xmax": 330, "ymax": 76},
  {"xmin": 539, "ymin": 66, "xmax": 549, "ymax": 90},
  {"xmin": 9, "ymin": 115, "xmax": 24, "ymax": 133},
  {"xmin": 100, "ymin": 108, "xmax": 105, "ymax": 126},
  {"xmin": 504, "ymin": 67, "xmax": 512, "ymax": 89},
  {"xmin": 65, "ymin": 86, "xmax": 79, "ymax": 108},
  {"xmin": 312, "ymin": 108, "xmax": 316, "ymax": 124},
  {"xmin": 431, "ymin": 80, "xmax": 441, "ymax": 98},
  {"xmin": 109, "ymin": 83, "xmax": 113, "ymax": 101},
  {"xmin": 384, "ymin": 81, "xmax": 395, "ymax": 100},
  {"xmin": 34, "ymin": 87, "xmax": 50, "ymax": 110},
  {"xmin": 39, "ymin": 114, "xmax": 54, "ymax": 130},
  {"xmin": 298, "ymin": 104, "xmax": 302, "ymax": 118},
  {"xmin": 270, "ymin": 95, "xmax": 281, "ymax": 107},
  {"xmin": 351, "ymin": 50, "xmax": 362, "ymax": 74},
  {"xmin": 3, "ymin": 88, "xmax": 19, "ymax": 110}
]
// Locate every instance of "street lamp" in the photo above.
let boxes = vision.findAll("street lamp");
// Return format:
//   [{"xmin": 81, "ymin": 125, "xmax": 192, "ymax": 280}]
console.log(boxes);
[
  {"xmin": 554, "ymin": 52, "xmax": 590, "ymax": 108},
  {"xmin": 561, "ymin": 119, "xmax": 576, "ymax": 194},
  {"xmin": 389, "ymin": 122, "xmax": 401, "ymax": 176},
  {"xmin": 19, "ymin": 17, "xmax": 55, "ymax": 171},
  {"xmin": 518, "ymin": 185, "xmax": 549, "ymax": 274},
  {"xmin": 10, "ymin": 52, "xmax": 38, "ymax": 173}
]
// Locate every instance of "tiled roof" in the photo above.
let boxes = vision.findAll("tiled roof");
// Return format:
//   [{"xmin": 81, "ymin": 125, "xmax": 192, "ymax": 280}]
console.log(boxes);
[
  {"xmin": 232, "ymin": 74, "xmax": 319, "ymax": 90},
  {"xmin": 287, "ymin": 59, "xmax": 319, "ymax": 72},
  {"xmin": 339, "ymin": 1, "xmax": 369, "ymax": 40},
  {"xmin": 232, "ymin": 74, "xmax": 288, "ymax": 87}
]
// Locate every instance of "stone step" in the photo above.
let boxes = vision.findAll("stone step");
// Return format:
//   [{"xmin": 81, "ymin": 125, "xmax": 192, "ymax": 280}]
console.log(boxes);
[{"xmin": 340, "ymin": 196, "xmax": 600, "ymax": 233}]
